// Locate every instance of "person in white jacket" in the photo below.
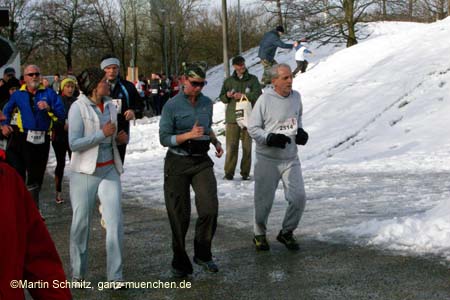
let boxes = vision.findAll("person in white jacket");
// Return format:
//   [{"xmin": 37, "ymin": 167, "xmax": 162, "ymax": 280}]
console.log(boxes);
[
  {"xmin": 293, "ymin": 40, "xmax": 312, "ymax": 76},
  {"xmin": 68, "ymin": 67, "xmax": 128, "ymax": 288},
  {"xmin": 248, "ymin": 63, "xmax": 309, "ymax": 251}
]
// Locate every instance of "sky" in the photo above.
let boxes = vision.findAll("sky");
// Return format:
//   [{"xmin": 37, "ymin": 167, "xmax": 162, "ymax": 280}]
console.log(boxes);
[{"xmin": 49, "ymin": 17, "xmax": 450, "ymax": 262}]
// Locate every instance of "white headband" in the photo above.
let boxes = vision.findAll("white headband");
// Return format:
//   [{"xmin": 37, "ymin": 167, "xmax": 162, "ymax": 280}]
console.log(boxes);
[{"xmin": 100, "ymin": 58, "xmax": 120, "ymax": 70}]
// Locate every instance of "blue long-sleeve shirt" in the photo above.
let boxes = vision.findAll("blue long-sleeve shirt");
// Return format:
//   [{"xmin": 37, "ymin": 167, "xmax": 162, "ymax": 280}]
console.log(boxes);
[{"xmin": 159, "ymin": 91, "xmax": 213, "ymax": 154}]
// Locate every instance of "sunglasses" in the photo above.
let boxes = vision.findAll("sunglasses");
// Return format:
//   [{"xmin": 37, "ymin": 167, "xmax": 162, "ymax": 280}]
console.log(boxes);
[
  {"xmin": 188, "ymin": 80, "xmax": 206, "ymax": 88},
  {"xmin": 25, "ymin": 72, "xmax": 41, "ymax": 77}
]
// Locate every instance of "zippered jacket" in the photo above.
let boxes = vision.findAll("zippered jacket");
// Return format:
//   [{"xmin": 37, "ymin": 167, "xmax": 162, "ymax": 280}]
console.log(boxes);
[{"xmin": 2, "ymin": 84, "xmax": 64, "ymax": 133}]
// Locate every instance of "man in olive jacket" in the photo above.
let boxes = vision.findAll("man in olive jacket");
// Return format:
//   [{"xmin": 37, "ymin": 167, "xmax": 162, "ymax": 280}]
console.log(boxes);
[{"xmin": 219, "ymin": 56, "xmax": 262, "ymax": 180}]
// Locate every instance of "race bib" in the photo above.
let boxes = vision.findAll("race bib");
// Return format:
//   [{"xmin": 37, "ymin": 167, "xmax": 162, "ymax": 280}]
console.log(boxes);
[
  {"xmin": 111, "ymin": 99, "xmax": 122, "ymax": 113},
  {"xmin": 10, "ymin": 113, "xmax": 18, "ymax": 125},
  {"xmin": 26, "ymin": 130, "xmax": 46, "ymax": 145},
  {"xmin": 274, "ymin": 118, "xmax": 298, "ymax": 136},
  {"xmin": 151, "ymin": 89, "xmax": 158, "ymax": 94}
]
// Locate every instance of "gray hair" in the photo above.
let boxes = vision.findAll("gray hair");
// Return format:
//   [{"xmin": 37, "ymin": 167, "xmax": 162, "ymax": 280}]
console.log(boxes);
[
  {"xmin": 24, "ymin": 64, "xmax": 40, "ymax": 73},
  {"xmin": 268, "ymin": 63, "xmax": 292, "ymax": 81}
]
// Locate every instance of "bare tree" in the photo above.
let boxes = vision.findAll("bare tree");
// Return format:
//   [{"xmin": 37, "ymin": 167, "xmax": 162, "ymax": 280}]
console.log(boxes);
[
  {"xmin": 291, "ymin": 0, "xmax": 376, "ymax": 47},
  {"xmin": 37, "ymin": 0, "xmax": 93, "ymax": 72}
]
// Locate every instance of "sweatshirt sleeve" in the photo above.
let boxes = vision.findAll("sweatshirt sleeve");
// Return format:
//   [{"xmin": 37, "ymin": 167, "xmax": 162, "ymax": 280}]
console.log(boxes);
[{"xmin": 248, "ymin": 95, "xmax": 269, "ymax": 145}]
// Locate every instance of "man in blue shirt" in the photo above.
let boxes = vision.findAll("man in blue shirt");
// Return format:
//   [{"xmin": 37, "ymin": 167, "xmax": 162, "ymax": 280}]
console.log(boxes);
[{"xmin": 159, "ymin": 63, "xmax": 223, "ymax": 277}]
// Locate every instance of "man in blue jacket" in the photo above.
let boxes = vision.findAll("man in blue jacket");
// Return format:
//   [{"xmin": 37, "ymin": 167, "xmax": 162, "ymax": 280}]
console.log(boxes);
[
  {"xmin": 1, "ymin": 64, "xmax": 65, "ymax": 210},
  {"xmin": 258, "ymin": 25, "xmax": 294, "ymax": 86}
]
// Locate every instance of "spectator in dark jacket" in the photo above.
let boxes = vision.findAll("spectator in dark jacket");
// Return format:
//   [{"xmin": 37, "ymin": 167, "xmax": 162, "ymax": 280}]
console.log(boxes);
[
  {"xmin": 258, "ymin": 25, "xmax": 293, "ymax": 86},
  {"xmin": 101, "ymin": 54, "xmax": 143, "ymax": 163}
]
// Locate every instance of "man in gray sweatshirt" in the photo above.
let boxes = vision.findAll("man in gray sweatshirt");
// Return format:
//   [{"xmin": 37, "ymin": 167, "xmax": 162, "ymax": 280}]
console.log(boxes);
[{"xmin": 247, "ymin": 63, "xmax": 309, "ymax": 251}]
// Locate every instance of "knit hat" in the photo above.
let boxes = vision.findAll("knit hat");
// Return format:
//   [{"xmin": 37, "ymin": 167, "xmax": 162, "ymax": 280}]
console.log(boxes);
[
  {"xmin": 77, "ymin": 68, "xmax": 105, "ymax": 96},
  {"xmin": 100, "ymin": 57, "xmax": 120, "ymax": 70},
  {"xmin": 231, "ymin": 56, "xmax": 245, "ymax": 66},
  {"xmin": 183, "ymin": 62, "xmax": 206, "ymax": 79},
  {"xmin": 276, "ymin": 25, "xmax": 284, "ymax": 33},
  {"xmin": 60, "ymin": 77, "xmax": 77, "ymax": 91}
]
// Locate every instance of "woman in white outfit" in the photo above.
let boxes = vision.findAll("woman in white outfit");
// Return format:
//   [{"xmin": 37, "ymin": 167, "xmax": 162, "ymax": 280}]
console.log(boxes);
[{"xmin": 68, "ymin": 68, "xmax": 128, "ymax": 288}]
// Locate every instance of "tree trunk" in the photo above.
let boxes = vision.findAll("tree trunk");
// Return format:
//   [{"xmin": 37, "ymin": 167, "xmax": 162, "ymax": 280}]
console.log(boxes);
[{"xmin": 344, "ymin": 0, "xmax": 357, "ymax": 47}]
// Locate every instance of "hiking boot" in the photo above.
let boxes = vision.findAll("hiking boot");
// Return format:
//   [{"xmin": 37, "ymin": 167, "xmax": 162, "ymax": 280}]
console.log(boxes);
[
  {"xmin": 223, "ymin": 174, "xmax": 233, "ymax": 180},
  {"xmin": 253, "ymin": 235, "xmax": 270, "ymax": 251},
  {"xmin": 193, "ymin": 257, "xmax": 219, "ymax": 273},
  {"xmin": 276, "ymin": 230, "xmax": 300, "ymax": 250}
]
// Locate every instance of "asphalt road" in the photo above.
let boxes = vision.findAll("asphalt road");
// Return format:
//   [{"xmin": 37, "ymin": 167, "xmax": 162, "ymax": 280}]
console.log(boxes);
[{"xmin": 34, "ymin": 173, "xmax": 450, "ymax": 300}]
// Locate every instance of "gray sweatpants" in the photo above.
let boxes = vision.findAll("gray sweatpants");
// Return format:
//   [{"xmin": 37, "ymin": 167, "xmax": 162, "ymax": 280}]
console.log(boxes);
[
  {"xmin": 69, "ymin": 164, "xmax": 123, "ymax": 281},
  {"xmin": 253, "ymin": 154, "xmax": 306, "ymax": 236}
]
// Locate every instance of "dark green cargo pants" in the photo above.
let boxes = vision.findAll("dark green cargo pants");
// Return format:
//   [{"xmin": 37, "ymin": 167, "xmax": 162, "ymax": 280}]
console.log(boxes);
[{"xmin": 224, "ymin": 123, "xmax": 252, "ymax": 179}]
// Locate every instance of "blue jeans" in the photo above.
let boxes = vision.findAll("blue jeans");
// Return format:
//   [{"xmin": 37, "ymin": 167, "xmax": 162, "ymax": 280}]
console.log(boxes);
[{"xmin": 69, "ymin": 164, "xmax": 123, "ymax": 281}]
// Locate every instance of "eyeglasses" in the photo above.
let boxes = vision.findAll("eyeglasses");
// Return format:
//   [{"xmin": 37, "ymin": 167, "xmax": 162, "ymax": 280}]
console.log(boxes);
[
  {"xmin": 25, "ymin": 72, "xmax": 41, "ymax": 77},
  {"xmin": 188, "ymin": 80, "xmax": 206, "ymax": 88}
]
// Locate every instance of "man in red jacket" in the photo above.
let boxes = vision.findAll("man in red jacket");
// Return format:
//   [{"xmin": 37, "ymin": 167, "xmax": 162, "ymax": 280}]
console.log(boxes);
[{"xmin": 0, "ymin": 111, "xmax": 72, "ymax": 300}]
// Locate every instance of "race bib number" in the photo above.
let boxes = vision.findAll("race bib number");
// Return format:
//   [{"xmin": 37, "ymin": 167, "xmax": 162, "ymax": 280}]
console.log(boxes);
[
  {"xmin": 274, "ymin": 118, "xmax": 298, "ymax": 136},
  {"xmin": 26, "ymin": 130, "xmax": 45, "ymax": 145},
  {"xmin": 111, "ymin": 99, "xmax": 122, "ymax": 113},
  {"xmin": 10, "ymin": 113, "xmax": 18, "ymax": 125}
]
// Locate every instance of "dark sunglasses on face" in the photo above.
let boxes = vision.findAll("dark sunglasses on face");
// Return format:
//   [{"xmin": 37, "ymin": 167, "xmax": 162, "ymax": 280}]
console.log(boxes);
[
  {"xmin": 25, "ymin": 72, "xmax": 41, "ymax": 77},
  {"xmin": 188, "ymin": 80, "xmax": 206, "ymax": 88}
]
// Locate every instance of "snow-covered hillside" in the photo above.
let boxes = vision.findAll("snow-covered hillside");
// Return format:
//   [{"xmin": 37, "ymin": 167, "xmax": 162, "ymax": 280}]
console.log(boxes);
[{"xmin": 50, "ymin": 19, "xmax": 450, "ymax": 262}]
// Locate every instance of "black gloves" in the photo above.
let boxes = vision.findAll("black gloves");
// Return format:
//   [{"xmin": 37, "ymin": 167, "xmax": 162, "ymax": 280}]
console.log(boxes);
[
  {"xmin": 295, "ymin": 128, "xmax": 309, "ymax": 145},
  {"xmin": 266, "ymin": 133, "xmax": 291, "ymax": 149}
]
